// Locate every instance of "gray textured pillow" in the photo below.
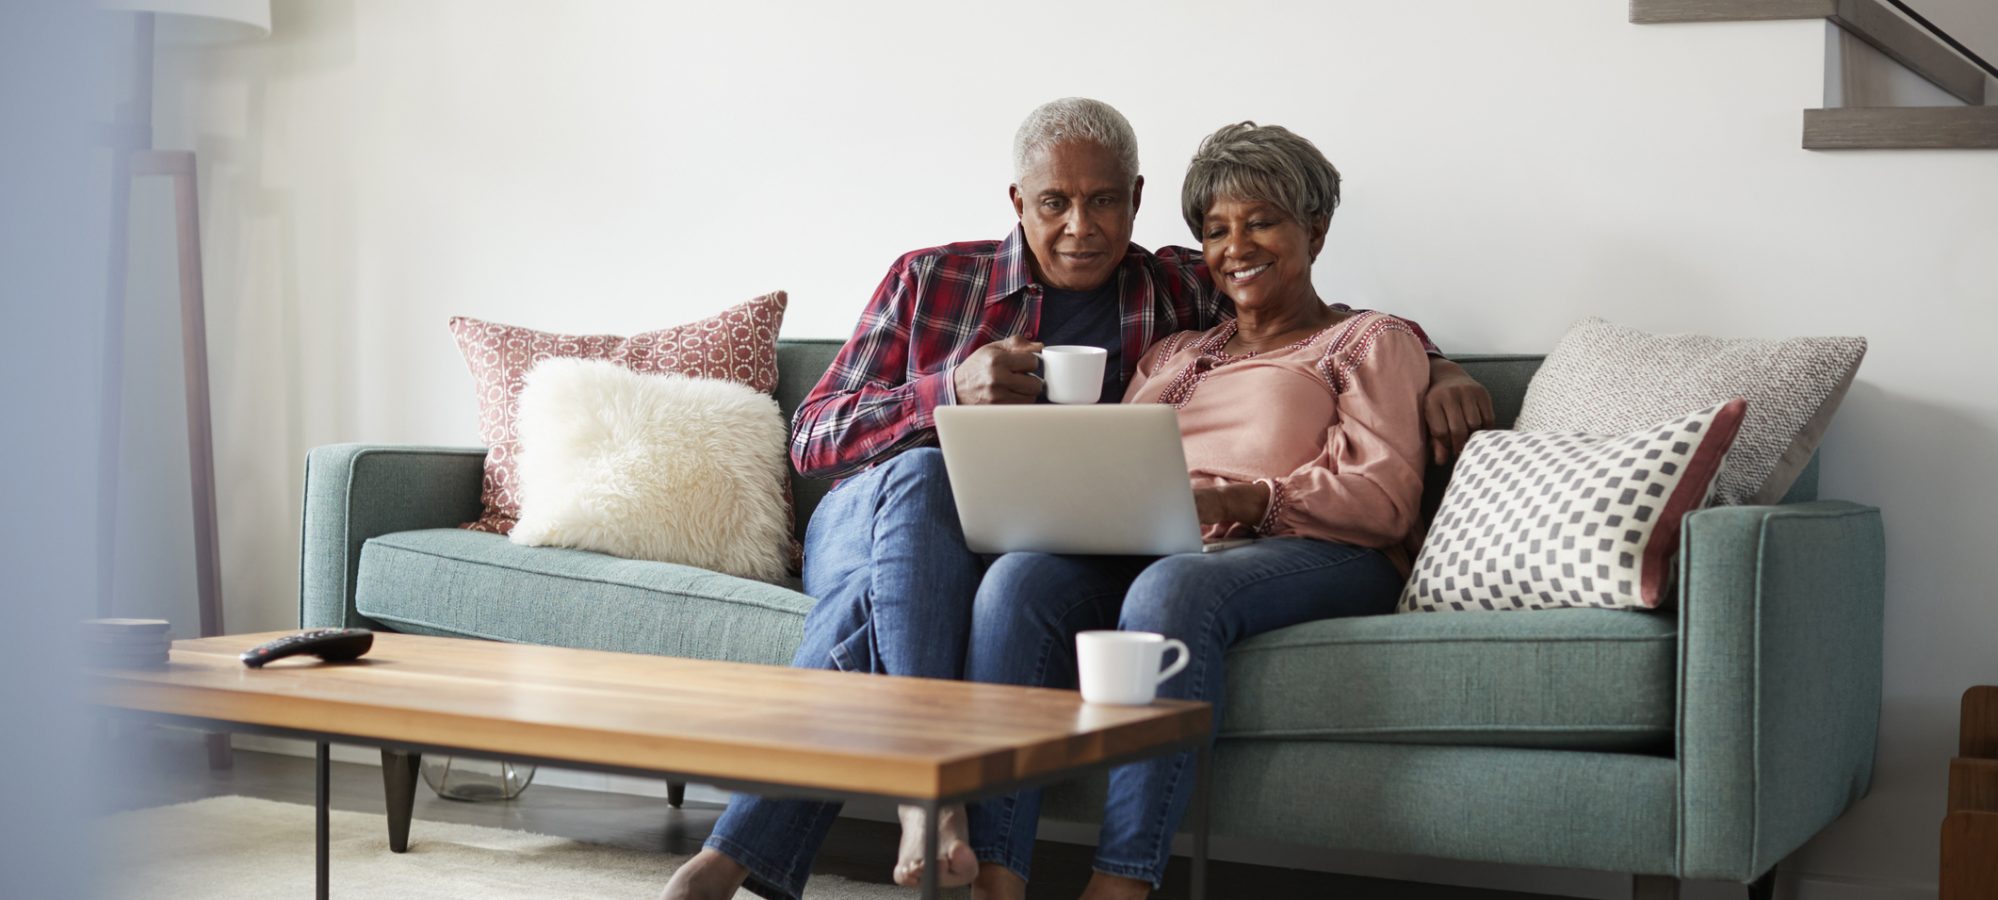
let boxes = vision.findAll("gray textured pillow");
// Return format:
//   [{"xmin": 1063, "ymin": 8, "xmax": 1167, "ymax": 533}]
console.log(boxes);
[{"xmin": 1515, "ymin": 317, "xmax": 1865, "ymax": 506}]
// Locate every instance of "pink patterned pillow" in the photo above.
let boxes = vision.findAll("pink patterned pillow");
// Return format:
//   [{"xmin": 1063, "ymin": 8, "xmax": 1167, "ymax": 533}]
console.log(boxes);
[{"xmin": 450, "ymin": 292, "xmax": 787, "ymax": 534}]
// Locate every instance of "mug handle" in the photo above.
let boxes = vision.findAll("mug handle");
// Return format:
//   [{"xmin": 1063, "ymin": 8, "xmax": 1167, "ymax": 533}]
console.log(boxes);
[{"xmin": 1155, "ymin": 639, "xmax": 1190, "ymax": 685}]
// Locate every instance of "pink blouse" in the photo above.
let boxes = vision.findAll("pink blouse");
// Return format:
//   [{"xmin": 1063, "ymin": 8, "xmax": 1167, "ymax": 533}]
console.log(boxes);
[{"xmin": 1124, "ymin": 311, "xmax": 1431, "ymax": 572}]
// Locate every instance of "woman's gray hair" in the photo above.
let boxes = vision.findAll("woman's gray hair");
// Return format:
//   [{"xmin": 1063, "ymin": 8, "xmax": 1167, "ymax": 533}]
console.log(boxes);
[
  {"xmin": 1181, "ymin": 122, "xmax": 1341, "ymax": 237},
  {"xmin": 1012, "ymin": 98, "xmax": 1140, "ymax": 184}
]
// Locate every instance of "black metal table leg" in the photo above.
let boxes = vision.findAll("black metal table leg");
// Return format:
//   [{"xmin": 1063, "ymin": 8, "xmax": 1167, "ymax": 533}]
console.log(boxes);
[
  {"xmin": 1190, "ymin": 743, "xmax": 1212, "ymax": 900},
  {"xmin": 316, "ymin": 742, "xmax": 330, "ymax": 900},
  {"xmin": 920, "ymin": 799, "xmax": 941, "ymax": 900}
]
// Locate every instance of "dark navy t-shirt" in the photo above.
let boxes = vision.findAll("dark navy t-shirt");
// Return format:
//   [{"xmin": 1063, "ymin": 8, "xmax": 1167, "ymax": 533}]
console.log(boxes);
[{"xmin": 1037, "ymin": 281, "xmax": 1123, "ymax": 403}]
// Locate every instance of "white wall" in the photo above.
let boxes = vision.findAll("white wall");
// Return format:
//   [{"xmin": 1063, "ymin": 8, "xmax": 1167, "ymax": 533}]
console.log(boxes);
[{"xmin": 123, "ymin": 1, "xmax": 1998, "ymax": 896}]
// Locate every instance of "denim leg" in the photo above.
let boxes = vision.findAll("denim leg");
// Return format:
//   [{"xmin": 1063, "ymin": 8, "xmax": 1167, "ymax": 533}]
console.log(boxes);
[
  {"xmin": 1090, "ymin": 538, "xmax": 1403, "ymax": 886},
  {"xmin": 804, "ymin": 447, "xmax": 982, "ymax": 678},
  {"xmin": 706, "ymin": 448, "xmax": 985, "ymax": 900},
  {"xmin": 703, "ymin": 793, "xmax": 840, "ymax": 900},
  {"xmin": 961, "ymin": 552, "xmax": 1147, "ymax": 884}
]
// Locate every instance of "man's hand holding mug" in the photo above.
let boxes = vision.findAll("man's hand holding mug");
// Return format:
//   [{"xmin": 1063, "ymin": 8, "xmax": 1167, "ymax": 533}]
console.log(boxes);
[
  {"xmin": 952, "ymin": 336, "xmax": 1043, "ymax": 405},
  {"xmin": 953, "ymin": 338, "xmax": 1110, "ymax": 405}
]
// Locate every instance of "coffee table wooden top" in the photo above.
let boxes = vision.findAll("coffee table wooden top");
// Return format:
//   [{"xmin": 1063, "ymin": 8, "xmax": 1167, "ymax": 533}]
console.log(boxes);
[{"xmin": 87, "ymin": 632, "xmax": 1211, "ymax": 801}]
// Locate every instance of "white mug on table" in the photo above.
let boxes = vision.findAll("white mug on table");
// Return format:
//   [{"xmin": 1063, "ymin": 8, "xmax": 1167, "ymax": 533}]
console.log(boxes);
[
  {"xmin": 1037, "ymin": 345, "xmax": 1108, "ymax": 405},
  {"xmin": 1076, "ymin": 630, "xmax": 1189, "ymax": 705}
]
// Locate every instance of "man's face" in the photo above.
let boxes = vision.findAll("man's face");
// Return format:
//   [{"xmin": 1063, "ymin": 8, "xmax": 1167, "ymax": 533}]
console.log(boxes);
[{"xmin": 1009, "ymin": 140, "xmax": 1143, "ymax": 292}]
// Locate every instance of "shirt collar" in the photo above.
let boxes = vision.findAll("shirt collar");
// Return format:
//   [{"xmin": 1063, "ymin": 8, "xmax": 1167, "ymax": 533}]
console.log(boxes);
[{"xmin": 986, "ymin": 225, "xmax": 1150, "ymax": 306}]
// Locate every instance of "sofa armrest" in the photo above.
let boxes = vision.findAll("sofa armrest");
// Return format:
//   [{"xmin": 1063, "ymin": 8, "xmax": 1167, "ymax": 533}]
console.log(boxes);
[
  {"xmin": 299, "ymin": 444, "xmax": 488, "ymax": 629},
  {"xmin": 1675, "ymin": 500, "xmax": 1885, "ymax": 880}
]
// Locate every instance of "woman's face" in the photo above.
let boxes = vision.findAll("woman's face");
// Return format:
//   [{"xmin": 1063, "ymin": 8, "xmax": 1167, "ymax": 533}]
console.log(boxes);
[{"xmin": 1199, "ymin": 195, "xmax": 1327, "ymax": 314}]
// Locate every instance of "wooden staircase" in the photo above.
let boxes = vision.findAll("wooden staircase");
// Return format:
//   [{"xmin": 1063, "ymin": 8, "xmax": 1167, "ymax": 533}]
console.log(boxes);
[{"xmin": 1632, "ymin": 0, "xmax": 1998, "ymax": 149}]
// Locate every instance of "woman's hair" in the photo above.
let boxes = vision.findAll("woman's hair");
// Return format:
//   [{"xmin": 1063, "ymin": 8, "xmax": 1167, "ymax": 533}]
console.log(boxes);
[
  {"xmin": 1013, "ymin": 97, "xmax": 1140, "ymax": 184},
  {"xmin": 1181, "ymin": 122, "xmax": 1341, "ymax": 237}
]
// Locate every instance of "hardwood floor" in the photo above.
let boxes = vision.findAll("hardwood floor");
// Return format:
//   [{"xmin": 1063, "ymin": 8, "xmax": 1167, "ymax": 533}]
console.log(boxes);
[{"xmin": 103, "ymin": 726, "xmax": 1540, "ymax": 899}]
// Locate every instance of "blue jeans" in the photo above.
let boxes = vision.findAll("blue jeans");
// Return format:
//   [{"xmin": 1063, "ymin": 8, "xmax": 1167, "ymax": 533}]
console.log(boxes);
[
  {"xmin": 704, "ymin": 448, "xmax": 984, "ymax": 900},
  {"xmin": 961, "ymin": 538, "xmax": 1403, "ymax": 886}
]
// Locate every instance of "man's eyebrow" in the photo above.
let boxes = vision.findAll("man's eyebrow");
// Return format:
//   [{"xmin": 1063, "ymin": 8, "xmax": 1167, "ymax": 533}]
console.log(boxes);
[{"xmin": 1038, "ymin": 186, "xmax": 1125, "ymax": 200}]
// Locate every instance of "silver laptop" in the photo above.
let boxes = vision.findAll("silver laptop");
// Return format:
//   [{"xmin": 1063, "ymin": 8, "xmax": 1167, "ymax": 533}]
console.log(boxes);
[{"xmin": 934, "ymin": 404, "xmax": 1207, "ymax": 555}]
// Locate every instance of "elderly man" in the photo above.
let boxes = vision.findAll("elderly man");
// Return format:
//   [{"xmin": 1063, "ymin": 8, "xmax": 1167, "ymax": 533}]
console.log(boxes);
[{"xmin": 663, "ymin": 98, "xmax": 1491, "ymax": 900}]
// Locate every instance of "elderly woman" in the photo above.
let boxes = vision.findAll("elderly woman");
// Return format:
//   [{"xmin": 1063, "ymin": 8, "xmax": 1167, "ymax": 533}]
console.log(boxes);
[{"xmin": 960, "ymin": 122, "xmax": 1432, "ymax": 900}]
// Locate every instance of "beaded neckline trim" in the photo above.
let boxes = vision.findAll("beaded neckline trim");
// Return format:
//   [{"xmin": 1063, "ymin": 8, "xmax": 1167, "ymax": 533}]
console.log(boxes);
[{"xmin": 1155, "ymin": 312, "xmax": 1370, "ymax": 408}]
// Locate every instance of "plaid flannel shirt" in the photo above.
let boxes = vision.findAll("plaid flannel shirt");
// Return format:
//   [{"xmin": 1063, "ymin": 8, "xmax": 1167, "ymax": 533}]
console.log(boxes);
[{"xmin": 790, "ymin": 226, "xmax": 1438, "ymax": 480}]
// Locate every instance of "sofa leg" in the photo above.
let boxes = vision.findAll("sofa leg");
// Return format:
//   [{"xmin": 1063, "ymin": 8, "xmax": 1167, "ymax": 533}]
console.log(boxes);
[
  {"xmin": 382, "ymin": 749, "xmax": 421, "ymax": 853},
  {"xmin": 1634, "ymin": 875, "xmax": 1680, "ymax": 900},
  {"xmin": 667, "ymin": 780, "xmax": 686, "ymax": 809},
  {"xmin": 1747, "ymin": 868, "xmax": 1777, "ymax": 900}
]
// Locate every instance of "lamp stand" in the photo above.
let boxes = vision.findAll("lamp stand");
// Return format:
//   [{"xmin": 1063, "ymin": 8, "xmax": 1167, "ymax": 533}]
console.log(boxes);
[{"xmin": 101, "ymin": 11, "xmax": 229, "ymax": 770}]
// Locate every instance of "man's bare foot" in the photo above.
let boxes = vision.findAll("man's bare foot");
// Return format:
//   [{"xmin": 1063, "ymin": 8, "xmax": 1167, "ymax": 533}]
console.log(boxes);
[
  {"xmin": 972, "ymin": 863, "xmax": 1027, "ymax": 900},
  {"xmin": 892, "ymin": 804, "xmax": 978, "ymax": 888},
  {"xmin": 661, "ymin": 848, "xmax": 749, "ymax": 900},
  {"xmin": 1076, "ymin": 870, "xmax": 1151, "ymax": 900}
]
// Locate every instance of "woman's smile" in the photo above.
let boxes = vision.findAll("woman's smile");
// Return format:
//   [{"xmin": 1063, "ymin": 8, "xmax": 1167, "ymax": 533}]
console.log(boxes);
[{"xmin": 1226, "ymin": 263, "xmax": 1271, "ymax": 285}]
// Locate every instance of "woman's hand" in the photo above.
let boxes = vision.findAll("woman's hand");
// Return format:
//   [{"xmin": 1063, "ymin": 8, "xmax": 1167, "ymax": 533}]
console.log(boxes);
[
  {"xmin": 1423, "ymin": 358, "xmax": 1495, "ymax": 465},
  {"xmin": 1193, "ymin": 482, "xmax": 1272, "ymax": 527}
]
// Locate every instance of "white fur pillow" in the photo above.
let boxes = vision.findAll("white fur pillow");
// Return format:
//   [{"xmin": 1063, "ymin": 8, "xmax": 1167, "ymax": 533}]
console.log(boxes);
[{"xmin": 508, "ymin": 358, "xmax": 791, "ymax": 583}]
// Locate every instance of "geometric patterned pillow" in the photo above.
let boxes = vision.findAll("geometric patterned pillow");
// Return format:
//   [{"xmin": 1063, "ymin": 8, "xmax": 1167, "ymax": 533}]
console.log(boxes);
[
  {"xmin": 448, "ymin": 292, "xmax": 787, "ymax": 535},
  {"xmin": 1398, "ymin": 399, "xmax": 1747, "ymax": 613}
]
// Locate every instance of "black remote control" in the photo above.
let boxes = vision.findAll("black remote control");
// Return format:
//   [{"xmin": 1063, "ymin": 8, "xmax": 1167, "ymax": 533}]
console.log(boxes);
[{"xmin": 240, "ymin": 628, "xmax": 374, "ymax": 668}]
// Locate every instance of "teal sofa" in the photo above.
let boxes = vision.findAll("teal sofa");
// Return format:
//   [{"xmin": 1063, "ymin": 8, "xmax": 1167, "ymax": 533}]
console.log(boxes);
[{"xmin": 300, "ymin": 340, "xmax": 1884, "ymax": 898}]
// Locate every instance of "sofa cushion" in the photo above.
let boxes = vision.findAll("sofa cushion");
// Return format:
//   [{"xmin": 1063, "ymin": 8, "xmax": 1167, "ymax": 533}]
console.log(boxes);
[
  {"xmin": 1042, "ymin": 741, "xmax": 1679, "ymax": 874},
  {"xmin": 1515, "ymin": 317, "xmax": 1865, "ymax": 506},
  {"xmin": 1400, "ymin": 399, "xmax": 1748, "ymax": 613},
  {"xmin": 774, "ymin": 340, "xmax": 845, "ymax": 543},
  {"xmin": 510, "ymin": 359, "xmax": 792, "ymax": 583},
  {"xmin": 354, "ymin": 528, "xmax": 811, "ymax": 666},
  {"xmin": 449, "ymin": 292, "xmax": 788, "ymax": 535},
  {"xmin": 1221, "ymin": 608, "xmax": 1676, "ymax": 751}
]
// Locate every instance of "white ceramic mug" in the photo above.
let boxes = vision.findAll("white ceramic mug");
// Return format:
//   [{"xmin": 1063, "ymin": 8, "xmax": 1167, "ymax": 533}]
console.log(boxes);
[
  {"xmin": 1037, "ymin": 345, "xmax": 1109, "ymax": 405},
  {"xmin": 1076, "ymin": 630, "xmax": 1190, "ymax": 705}
]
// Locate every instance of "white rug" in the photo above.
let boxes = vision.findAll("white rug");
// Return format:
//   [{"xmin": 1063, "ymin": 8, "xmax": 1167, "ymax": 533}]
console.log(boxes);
[{"xmin": 97, "ymin": 796, "xmax": 950, "ymax": 899}]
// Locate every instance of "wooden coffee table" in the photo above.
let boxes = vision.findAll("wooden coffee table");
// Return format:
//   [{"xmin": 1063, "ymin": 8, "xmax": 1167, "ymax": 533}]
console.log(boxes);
[{"xmin": 87, "ymin": 632, "xmax": 1214, "ymax": 899}]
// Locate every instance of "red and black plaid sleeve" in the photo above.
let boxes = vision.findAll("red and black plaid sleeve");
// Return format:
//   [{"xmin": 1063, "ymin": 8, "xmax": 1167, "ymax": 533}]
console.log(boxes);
[{"xmin": 788, "ymin": 251, "xmax": 962, "ymax": 480}]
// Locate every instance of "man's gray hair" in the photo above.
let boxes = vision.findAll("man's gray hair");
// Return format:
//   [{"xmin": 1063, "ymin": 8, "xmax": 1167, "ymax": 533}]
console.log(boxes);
[
  {"xmin": 1012, "ymin": 97, "xmax": 1140, "ymax": 183},
  {"xmin": 1180, "ymin": 122, "xmax": 1341, "ymax": 237}
]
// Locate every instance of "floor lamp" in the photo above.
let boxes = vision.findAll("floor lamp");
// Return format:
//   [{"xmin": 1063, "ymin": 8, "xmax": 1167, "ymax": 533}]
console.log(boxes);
[{"xmin": 98, "ymin": 0, "xmax": 270, "ymax": 769}]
